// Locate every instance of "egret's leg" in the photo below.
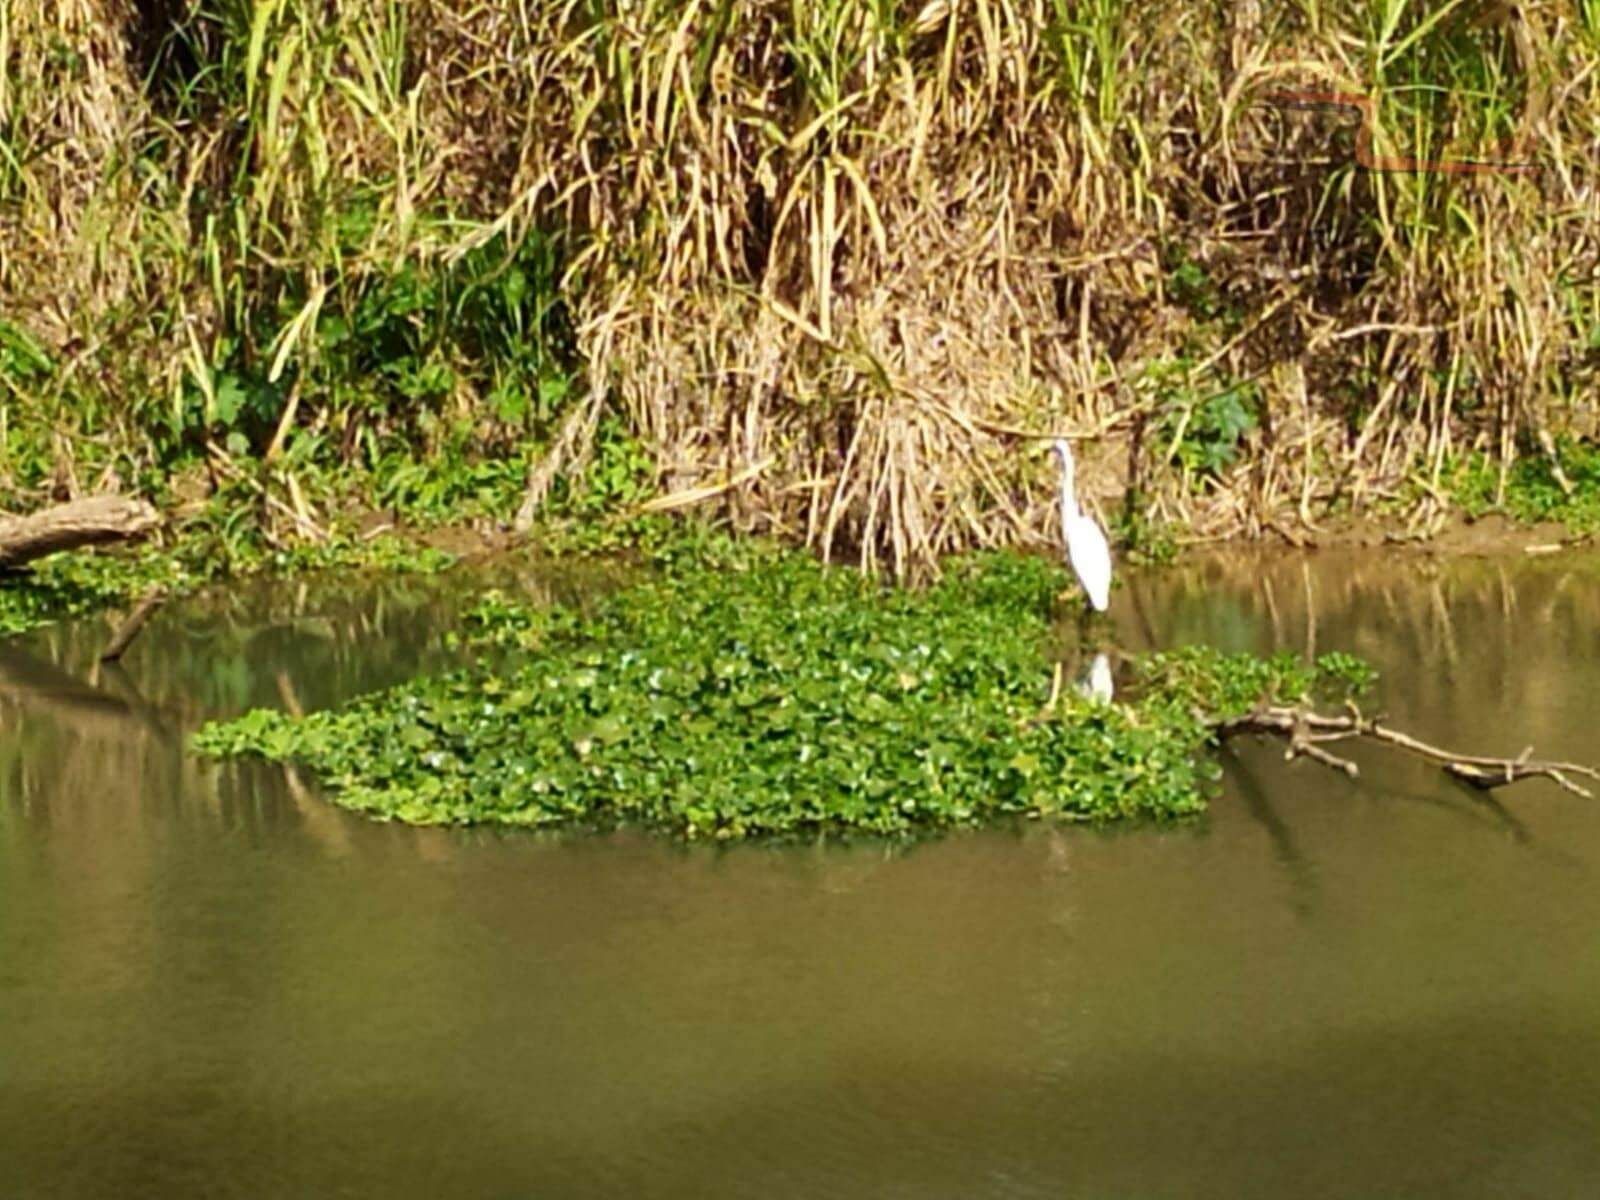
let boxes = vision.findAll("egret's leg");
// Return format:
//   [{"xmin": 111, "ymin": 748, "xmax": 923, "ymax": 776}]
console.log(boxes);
[{"xmin": 1075, "ymin": 601, "xmax": 1094, "ymax": 640}]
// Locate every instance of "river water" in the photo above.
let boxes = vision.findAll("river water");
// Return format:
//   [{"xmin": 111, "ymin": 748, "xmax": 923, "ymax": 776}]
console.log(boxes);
[{"xmin": 3, "ymin": 550, "xmax": 1599, "ymax": 1198}]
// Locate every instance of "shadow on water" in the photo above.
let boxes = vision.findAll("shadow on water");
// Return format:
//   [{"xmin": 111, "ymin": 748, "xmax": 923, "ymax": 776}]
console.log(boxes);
[
  {"xmin": 3, "ymin": 548, "xmax": 1600, "ymax": 1198},
  {"xmin": 1440, "ymin": 777, "xmax": 1537, "ymax": 844},
  {"xmin": 1219, "ymin": 742, "xmax": 1320, "ymax": 920}
]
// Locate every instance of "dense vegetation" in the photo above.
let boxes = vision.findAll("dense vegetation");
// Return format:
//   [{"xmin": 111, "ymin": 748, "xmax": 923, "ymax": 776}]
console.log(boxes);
[
  {"xmin": 3, "ymin": 1, "xmax": 1598, "ymax": 579},
  {"xmin": 193, "ymin": 549, "xmax": 1375, "ymax": 837}
]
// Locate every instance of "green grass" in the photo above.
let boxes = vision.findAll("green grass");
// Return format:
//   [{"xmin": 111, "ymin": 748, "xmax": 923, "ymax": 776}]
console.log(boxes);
[{"xmin": 1450, "ymin": 439, "xmax": 1600, "ymax": 533}]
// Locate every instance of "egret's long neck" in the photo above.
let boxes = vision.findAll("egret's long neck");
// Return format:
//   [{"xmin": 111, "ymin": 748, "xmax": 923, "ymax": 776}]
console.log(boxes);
[{"xmin": 1058, "ymin": 449, "xmax": 1079, "ymax": 519}]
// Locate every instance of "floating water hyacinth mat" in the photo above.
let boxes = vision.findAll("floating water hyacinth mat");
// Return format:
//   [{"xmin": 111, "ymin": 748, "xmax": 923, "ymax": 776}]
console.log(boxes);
[{"xmin": 192, "ymin": 552, "xmax": 1367, "ymax": 838}]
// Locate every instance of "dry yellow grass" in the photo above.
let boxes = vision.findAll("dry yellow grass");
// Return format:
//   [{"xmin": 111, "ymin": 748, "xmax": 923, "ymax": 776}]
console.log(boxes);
[{"xmin": 2, "ymin": 0, "xmax": 1597, "ymax": 575}]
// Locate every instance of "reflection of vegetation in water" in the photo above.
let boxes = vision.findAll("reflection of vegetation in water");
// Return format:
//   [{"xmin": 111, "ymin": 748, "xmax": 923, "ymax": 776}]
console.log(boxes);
[
  {"xmin": 9, "ymin": 557, "xmax": 633, "ymax": 728},
  {"xmin": 1142, "ymin": 548, "xmax": 1600, "ymax": 763},
  {"xmin": 0, "ymin": 534, "xmax": 458, "ymax": 639},
  {"xmin": 193, "ymin": 550, "xmax": 1374, "ymax": 838}
]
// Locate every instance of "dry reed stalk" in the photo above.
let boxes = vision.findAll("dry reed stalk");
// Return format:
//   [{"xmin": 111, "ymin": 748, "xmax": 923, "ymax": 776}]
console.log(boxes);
[{"xmin": 3, "ymin": 1, "xmax": 1598, "ymax": 571}]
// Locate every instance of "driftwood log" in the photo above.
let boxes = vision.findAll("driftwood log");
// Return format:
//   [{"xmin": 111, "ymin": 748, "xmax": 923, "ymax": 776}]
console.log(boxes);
[
  {"xmin": 1219, "ymin": 704, "xmax": 1600, "ymax": 799},
  {"xmin": 0, "ymin": 495, "xmax": 161, "ymax": 568}
]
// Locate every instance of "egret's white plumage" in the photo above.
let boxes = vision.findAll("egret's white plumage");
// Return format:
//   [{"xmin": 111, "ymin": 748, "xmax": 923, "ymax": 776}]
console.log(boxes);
[{"xmin": 1053, "ymin": 438, "xmax": 1112, "ymax": 612}]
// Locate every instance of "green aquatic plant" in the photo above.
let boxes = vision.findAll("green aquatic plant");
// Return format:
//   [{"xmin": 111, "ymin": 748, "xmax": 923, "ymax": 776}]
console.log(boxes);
[{"xmin": 193, "ymin": 551, "xmax": 1374, "ymax": 838}]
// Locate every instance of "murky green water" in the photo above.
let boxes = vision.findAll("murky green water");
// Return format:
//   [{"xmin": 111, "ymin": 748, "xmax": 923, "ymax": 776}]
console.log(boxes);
[{"xmin": 3, "ymin": 550, "xmax": 1599, "ymax": 1198}]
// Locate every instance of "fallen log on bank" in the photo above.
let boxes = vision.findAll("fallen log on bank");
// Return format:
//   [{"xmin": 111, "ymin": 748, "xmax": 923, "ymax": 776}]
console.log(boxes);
[
  {"xmin": 1218, "ymin": 704, "xmax": 1600, "ymax": 799},
  {"xmin": 0, "ymin": 495, "xmax": 161, "ymax": 568}
]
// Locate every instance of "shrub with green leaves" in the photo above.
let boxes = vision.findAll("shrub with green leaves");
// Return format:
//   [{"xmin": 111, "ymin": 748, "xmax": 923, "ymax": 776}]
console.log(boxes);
[
  {"xmin": 1449, "ymin": 438, "xmax": 1600, "ymax": 534},
  {"xmin": 193, "ymin": 551, "xmax": 1374, "ymax": 838}
]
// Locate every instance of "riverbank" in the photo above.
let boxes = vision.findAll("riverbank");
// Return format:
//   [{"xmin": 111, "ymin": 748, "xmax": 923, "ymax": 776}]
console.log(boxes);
[
  {"xmin": 2, "ymin": 480, "xmax": 1593, "ymax": 647},
  {"xmin": 5, "ymin": 486, "xmax": 1595, "ymax": 837},
  {"xmin": 4, "ymin": 2, "xmax": 1598, "ymax": 579}
]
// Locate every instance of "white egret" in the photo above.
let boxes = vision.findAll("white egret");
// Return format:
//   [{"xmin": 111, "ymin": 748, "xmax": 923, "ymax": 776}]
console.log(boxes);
[{"xmin": 1052, "ymin": 438, "xmax": 1112, "ymax": 612}]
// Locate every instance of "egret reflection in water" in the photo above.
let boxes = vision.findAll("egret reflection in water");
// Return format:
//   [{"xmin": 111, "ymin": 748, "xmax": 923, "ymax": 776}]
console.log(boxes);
[{"xmin": 1077, "ymin": 652, "xmax": 1114, "ymax": 703}]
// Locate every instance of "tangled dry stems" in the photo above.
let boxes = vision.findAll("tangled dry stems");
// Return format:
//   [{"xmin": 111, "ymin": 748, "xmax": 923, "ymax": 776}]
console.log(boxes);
[{"xmin": 3, "ymin": 1, "xmax": 1598, "ymax": 575}]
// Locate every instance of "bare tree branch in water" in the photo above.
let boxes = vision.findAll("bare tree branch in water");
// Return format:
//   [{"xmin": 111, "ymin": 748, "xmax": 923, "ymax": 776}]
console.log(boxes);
[{"xmin": 1217, "ymin": 705, "xmax": 1600, "ymax": 799}]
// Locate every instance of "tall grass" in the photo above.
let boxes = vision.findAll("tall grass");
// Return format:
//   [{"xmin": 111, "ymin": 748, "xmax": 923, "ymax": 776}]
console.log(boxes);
[{"xmin": 1, "ymin": 0, "xmax": 1597, "ymax": 574}]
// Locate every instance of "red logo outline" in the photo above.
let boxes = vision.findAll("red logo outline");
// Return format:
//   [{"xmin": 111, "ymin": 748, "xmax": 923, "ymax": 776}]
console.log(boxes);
[{"xmin": 1251, "ymin": 51, "xmax": 1541, "ymax": 176}]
